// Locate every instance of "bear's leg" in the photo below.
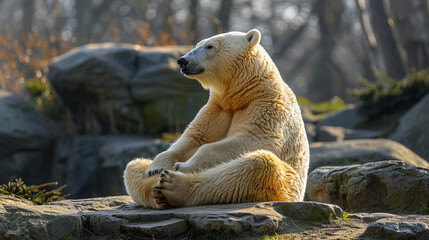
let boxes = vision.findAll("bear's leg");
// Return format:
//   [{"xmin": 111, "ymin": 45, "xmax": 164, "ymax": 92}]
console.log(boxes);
[
  {"xmin": 153, "ymin": 150, "xmax": 301, "ymax": 209},
  {"xmin": 123, "ymin": 158, "xmax": 162, "ymax": 209}
]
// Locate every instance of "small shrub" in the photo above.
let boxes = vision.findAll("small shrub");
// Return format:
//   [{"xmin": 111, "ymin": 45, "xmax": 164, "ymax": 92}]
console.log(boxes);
[
  {"xmin": 0, "ymin": 178, "xmax": 70, "ymax": 205},
  {"xmin": 161, "ymin": 132, "xmax": 181, "ymax": 143},
  {"xmin": 419, "ymin": 205, "xmax": 429, "ymax": 215},
  {"xmin": 298, "ymin": 96, "xmax": 346, "ymax": 115},
  {"xmin": 328, "ymin": 211, "xmax": 352, "ymax": 221},
  {"xmin": 25, "ymin": 78, "xmax": 67, "ymax": 121},
  {"xmin": 342, "ymin": 211, "xmax": 352, "ymax": 220},
  {"xmin": 263, "ymin": 233, "xmax": 292, "ymax": 240},
  {"xmin": 59, "ymin": 234, "xmax": 78, "ymax": 240},
  {"xmin": 25, "ymin": 78, "xmax": 47, "ymax": 96},
  {"xmin": 350, "ymin": 69, "xmax": 429, "ymax": 120}
]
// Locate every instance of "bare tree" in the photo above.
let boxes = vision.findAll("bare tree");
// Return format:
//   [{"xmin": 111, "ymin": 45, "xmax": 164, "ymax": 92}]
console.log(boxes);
[
  {"xmin": 75, "ymin": 0, "xmax": 111, "ymax": 45},
  {"xmin": 368, "ymin": 0, "xmax": 406, "ymax": 79},
  {"xmin": 22, "ymin": 0, "xmax": 34, "ymax": 34},
  {"xmin": 355, "ymin": 0, "xmax": 377, "ymax": 81},
  {"xmin": 218, "ymin": 0, "xmax": 232, "ymax": 33},
  {"xmin": 307, "ymin": 0, "xmax": 348, "ymax": 101},
  {"xmin": 189, "ymin": 0, "xmax": 199, "ymax": 42},
  {"xmin": 390, "ymin": 0, "xmax": 429, "ymax": 70}
]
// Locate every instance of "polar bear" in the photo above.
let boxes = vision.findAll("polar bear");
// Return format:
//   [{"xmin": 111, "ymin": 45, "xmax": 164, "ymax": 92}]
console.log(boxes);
[{"xmin": 124, "ymin": 29, "xmax": 309, "ymax": 209}]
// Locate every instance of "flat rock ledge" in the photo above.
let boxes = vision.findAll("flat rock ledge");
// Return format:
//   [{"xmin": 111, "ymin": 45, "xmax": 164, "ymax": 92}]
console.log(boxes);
[{"xmin": 0, "ymin": 195, "xmax": 343, "ymax": 239}]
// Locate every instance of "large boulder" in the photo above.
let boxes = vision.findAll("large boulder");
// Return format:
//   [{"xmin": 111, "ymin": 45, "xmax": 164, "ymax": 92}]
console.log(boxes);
[
  {"xmin": 360, "ymin": 221, "xmax": 429, "ymax": 240},
  {"xmin": 391, "ymin": 93, "xmax": 429, "ymax": 161},
  {"xmin": 0, "ymin": 195, "xmax": 343, "ymax": 239},
  {"xmin": 317, "ymin": 105, "xmax": 365, "ymax": 129},
  {"xmin": 49, "ymin": 43, "xmax": 207, "ymax": 134},
  {"xmin": 0, "ymin": 90, "xmax": 59, "ymax": 185},
  {"xmin": 52, "ymin": 135, "xmax": 170, "ymax": 198},
  {"xmin": 307, "ymin": 160, "xmax": 429, "ymax": 213},
  {"xmin": 316, "ymin": 126, "xmax": 383, "ymax": 142},
  {"xmin": 309, "ymin": 139, "xmax": 429, "ymax": 172}
]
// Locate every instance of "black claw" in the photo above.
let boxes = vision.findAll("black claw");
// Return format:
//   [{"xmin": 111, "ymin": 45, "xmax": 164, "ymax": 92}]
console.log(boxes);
[
  {"xmin": 164, "ymin": 170, "xmax": 169, "ymax": 173},
  {"xmin": 160, "ymin": 180, "xmax": 165, "ymax": 184},
  {"xmin": 149, "ymin": 169, "xmax": 166, "ymax": 176},
  {"xmin": 155, "ymin": 186, "xmax": 163, "ymax": 190},
  {"xmin": 160, "ymin": 173, "xmax": 166, "ymax": 178}
]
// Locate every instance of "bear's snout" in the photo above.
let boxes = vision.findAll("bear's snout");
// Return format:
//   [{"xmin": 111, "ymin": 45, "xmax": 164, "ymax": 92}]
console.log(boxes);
[{"xmin": 177, "ymin": 57, "xmax": 188, "ymax": 69}]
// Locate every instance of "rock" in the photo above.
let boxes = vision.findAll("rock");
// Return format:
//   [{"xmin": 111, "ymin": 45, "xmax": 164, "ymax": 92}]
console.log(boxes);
[
  {"xmin": 316, "ymin": 126, "xmax": 345, "ymax": 142},
  {"xmin": 300, "ymin": 105, "xmax": 324, "ymax": 123},
  {"xmin": 0, "ymin": 195, "xmax": 344, "ymax": 239},
  {"xmin": 391, "ymin": 93, "xmax": 429, "ymax": 161},
  {"xmin": 360, "ymin": 221, "xmax": 429, "ymax": 240},
  {"xmin": 1, "ymin": 208, "xmax": 82, "ymax": 240},
  {"xmin": 52, "ymin": 135, "xmax": 170, "ymax": 198},
  {"xmin": 306, "ymin": 160, "xmax": 429, "ymax": 213},
  {"xmin": 0, "ymin": 90, "xmax": 59, "ymax": 185},
  {"xmin": 318, "ymin": 105, "xmax": 365, "ymax": 129},
  {"xmin": 0, "ymin": 195, "xmax": 35, "ymax": 208},
  {"xmin": 49, "ymin": 43, "xmax": 207, "ymax": 134},
  {"xmin": 350, "ymin": 212, "xmax": 399, "ymax": 223},
  {"xmin": 305, "ymin": 123, "xmax": 316, "ymax": 143},
  {"xmin": 309, "ymin": 139, "xmax": 429, "ymax": 172},
  {"xmin": 316, "ymin": 126, "xmax": 383, "ymax": 142},
  {"xmin": 121, "ymin": 218, "xmax": 189, "ymax": 238}
]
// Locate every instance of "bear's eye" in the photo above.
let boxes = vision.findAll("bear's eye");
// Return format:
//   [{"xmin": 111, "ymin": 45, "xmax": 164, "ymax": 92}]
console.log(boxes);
[{"xmin": 206, "ymin": 45, "xmax": 213, "ymax": 49}]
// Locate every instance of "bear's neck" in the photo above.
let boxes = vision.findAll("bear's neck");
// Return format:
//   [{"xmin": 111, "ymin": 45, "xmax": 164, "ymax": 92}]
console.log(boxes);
[{"xmin": 210, "ymin": 49, "xmax": 284, "ymax": 111}]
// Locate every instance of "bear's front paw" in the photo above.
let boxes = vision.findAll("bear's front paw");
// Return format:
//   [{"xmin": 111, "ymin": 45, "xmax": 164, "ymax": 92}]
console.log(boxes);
[
  {"xmin": 173, "ymin": 162, "xmax": 194, "ymax": 173},
  {"xmin": 147, "ymin": 168, "xmax": 165, "ymax": 177}
]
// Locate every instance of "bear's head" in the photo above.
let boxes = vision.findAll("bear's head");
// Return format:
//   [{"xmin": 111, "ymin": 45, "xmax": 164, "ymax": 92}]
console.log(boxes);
[{"xmin": 177, "ymin": 29, "xmax": 262, "ymax": 91}]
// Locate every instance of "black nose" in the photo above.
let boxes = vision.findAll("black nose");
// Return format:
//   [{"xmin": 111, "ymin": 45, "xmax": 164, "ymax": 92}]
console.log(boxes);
[{"xmin": 177, "ymin": 57, "xmax": 188, "ymax": 68}]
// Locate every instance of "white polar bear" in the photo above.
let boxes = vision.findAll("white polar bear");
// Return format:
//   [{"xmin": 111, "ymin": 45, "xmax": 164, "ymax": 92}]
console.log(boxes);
[{"xmin": 124, "ymin": 29, "xmax": 310, "ymax": 209}]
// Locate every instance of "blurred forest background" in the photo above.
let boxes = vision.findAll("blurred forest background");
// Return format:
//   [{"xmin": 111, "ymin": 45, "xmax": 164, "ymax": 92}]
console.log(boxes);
[
  {"xmin": 1, "ymin": 0, "xmax": 428, "ymax": 102},
  {"xmin": 0, "ymin": 0, "xmax": 429, "ymax": 199}
]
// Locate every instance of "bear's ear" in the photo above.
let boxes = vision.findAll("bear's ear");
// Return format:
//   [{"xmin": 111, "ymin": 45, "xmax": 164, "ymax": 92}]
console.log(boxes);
[{"xmin": 246, "ymin": 29, "xmax": 261, "ymax": 48}]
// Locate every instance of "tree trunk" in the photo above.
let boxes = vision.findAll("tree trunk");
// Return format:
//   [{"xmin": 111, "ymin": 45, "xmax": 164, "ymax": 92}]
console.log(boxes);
[
  {"xmin": 22, "ymin": 0, "xmax": 34, "ymax": 33},
  {"xmin": 355, "ymin": 0, "xmax": 377, "ymax": 81},
  {"xmin": 75, "ymin": 0, "xmax": 93, "ymax": 45},
  {"xmin": 390, "ymin": 0, "xmax": 429, "ymax": 70},
  {"xmin": 307, "ymin": 0, "xmax": 348, "ymax": 101},
  {"xmin": 218, "ymin": 0, "xmax": 232, "ymax": 33},
  {"xmin": 189, "ymin": 0, "xmax": 199, "ymax": 42},
  {"xmin": 162, "ymin": 0, "xmax": 173, "ymax": 36},
  {"xmin": 369, "ymin": 0, "xmax": 406, "ymax": 79}
]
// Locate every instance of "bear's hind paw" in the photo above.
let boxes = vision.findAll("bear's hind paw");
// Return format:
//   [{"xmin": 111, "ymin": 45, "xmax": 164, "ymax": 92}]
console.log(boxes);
[
  {"xmin": 153, "ymin": 170, "xmax": 189, "ymax": 209},
  {"xmin": 153, "ymin": 187, "xmax": 170, "ymax": 209}
]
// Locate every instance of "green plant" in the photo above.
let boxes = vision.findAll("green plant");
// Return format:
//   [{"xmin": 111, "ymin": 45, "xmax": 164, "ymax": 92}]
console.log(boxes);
[
  {"xmin": 161, "ymin": 132, "xmax": 181, "ymax": 143},
  {"xmin": 26, "ymin": 79, "xmax": 47, "ymax": 96},
  {"xmin": 298, "ymin": 96, "xmax": 346, "ymax": 115},
  {"xmin": 328, "ymin": 211, "xmax": 352, "ymax": 221},
  {"xmin": 59, "ymin": 234, "xmax": 78, "ymax": 240},
  {"xmin": 418, "ymin": 205, "xmax": 429, "ymax": 215},
  {"xmin": 25, "ymin": 78, "xmax": 67, "ymax": 121},
  {"xmin": 0, "ymin": 178, "xmax": 70, "ymax": 205},
  {"xmin": 341, "ymin": 211, "xmax": 352, "ymax": 220},
  {"xmin": 117, "ymin": 234, "xmax": 130, "ymax": 240},
  {"xmin": 263, "ymin": 233, "xmax": 292, "ymax": 240},
  {"xmin": 350, "ymin": 68, "xmax": 429, "ymax": 120}
]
